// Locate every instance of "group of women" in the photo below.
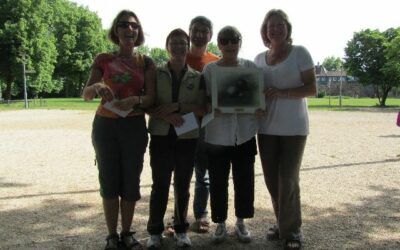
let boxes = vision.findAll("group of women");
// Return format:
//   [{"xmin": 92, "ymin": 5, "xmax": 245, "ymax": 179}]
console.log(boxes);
[{"xmin": 82, "ymin": 8, "xmax": 316, "ymax": 250}]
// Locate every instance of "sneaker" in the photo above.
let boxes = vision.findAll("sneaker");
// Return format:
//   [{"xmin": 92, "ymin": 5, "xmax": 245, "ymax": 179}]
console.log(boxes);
[
  {"xmin": 175, "ymin": 233, "xmax": 192, "ymax": 248},
  {"xmin": 234, "ymin": 223, "xmax": 251, "ymax": 243},
  {"xmin": 212, "ymin": 223, "xmax": 227, "ymax": 244},
  {"xmin": 146, "ymin": 234, "xmax": 162, "ymax": 249},
  {"xmin": 104, "ymin": 233, "xmax": 119, "ymax": 250}
]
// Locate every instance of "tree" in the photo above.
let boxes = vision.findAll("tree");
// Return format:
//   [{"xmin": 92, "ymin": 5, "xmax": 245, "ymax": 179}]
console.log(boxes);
[
  {"xmin": 344, "ymin": 28, "xmax": 400, "ymax": 106},
  {"xmin": 52, "ymin": 0, "xmax": 111, "ymax": 97},
  {"xmin": 322, "ymin": 56, "xmax": 343, "ymax": 71},
  {"xmin": 0, "ymin": 0, "xmax": 58, "ymax": 100}
]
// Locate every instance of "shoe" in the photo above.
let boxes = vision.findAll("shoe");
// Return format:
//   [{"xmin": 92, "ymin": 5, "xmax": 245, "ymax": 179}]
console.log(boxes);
[
  {"xmin": 175, "ymin": 233, "xmax": 192, "ymax": 248},
  {"xmin": 164, "ymin": 221, "xmax": 175, "ymax": 237},
  {"xmin": 190, "ymin": 218, "xmax": 210, "ymax": 233},
  {"xmin": 212, "ymin": 223, "xmax": 227, "ymax": 244},
  {"xmin": 120, "ymin": 231, "xmax": 142, "ymax": 249},
  {"xmin": 104, "ymin": 233, "xmax": 119, "ymax": 250},
  {"xmin": 266, "ymin": 225, "xmax": 280, "ymax": 241},
  {"xmin": 146, "ymin": 234, "xmax": 162, "ymax": 249},
  {"xmin": 234, "ymin": 223, "xmax": 251, "ymax": 243}
]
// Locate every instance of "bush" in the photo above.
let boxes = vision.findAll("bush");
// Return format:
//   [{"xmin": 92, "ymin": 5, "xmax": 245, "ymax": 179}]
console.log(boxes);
[{"xmin": 317, "ymin": 92, "xmax": 326, "ymax": 98}]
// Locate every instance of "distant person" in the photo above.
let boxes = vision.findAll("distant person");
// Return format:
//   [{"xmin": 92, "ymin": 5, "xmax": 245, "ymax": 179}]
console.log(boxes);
[
  {"xmin": 203, "ymin": 26, "xmax": 258, "ymax": 244},
  {"xmin": 187, "ymin": 15, "xmax": 219, "ymax": 234},
  {"xmin": 82, "ymin": 9, "xmax": 155, "ymax": 250},
  {"xmin": 254, "ymin": 9, "xmax": 316, "ymax": 250},
  {"xmin": 145, "ymin": 28, "xmax": 206, "ymax": 249}
]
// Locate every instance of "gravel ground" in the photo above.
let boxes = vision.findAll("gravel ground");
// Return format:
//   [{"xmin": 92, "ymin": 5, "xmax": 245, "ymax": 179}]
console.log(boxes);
[{"xmin": 0, "ymin": 109, "xmax": 399, "ymax": 250}]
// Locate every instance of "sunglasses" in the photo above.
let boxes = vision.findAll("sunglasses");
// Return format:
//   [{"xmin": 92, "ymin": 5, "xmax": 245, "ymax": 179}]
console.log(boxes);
[
  {"xmin": 117, "ymin": 21, "xmax": 140, "ymax": 30},
  {"xmin": 219, "ymin": 37, "xmax": 241, "ymax": 46}
]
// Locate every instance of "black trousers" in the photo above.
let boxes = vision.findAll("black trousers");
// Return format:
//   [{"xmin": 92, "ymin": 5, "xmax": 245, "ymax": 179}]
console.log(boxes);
[
  {"xmin": 147, "ymin": 133, "xmax": 197, "ymax": 234},
  {"xmin": 257, "ymin": 134, "xmax": 307, "ymax": 240},
  {"xmin": 206, "ymin": 137, "xmax": 257, "ymax": 223}
]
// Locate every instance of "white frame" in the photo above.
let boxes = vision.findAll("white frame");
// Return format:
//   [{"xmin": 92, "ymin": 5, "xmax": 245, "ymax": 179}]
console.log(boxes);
[{"xmin": 211, "ymin": 67, "xmax": 265, "ymax": 113}]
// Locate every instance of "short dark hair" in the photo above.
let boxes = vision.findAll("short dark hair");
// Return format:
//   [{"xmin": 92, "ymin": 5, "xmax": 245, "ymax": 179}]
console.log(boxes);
[
  {"xmin": 165, "ymin": 28, "xmax": 190, "ymax": 48},
  {"xmin": 261, "ymin": 9, "xmax": 293, "ymax": 48},
  {"xmin": 189, "ymin": 16, "xmax": 213, "ymax": 34},
  {"xmin": 217, "ymin": 26, "xmax": 242, "ymax": 42},
  {"xmin": 108, "ymin": 10, "xmax": 145, "ymax": 46}
]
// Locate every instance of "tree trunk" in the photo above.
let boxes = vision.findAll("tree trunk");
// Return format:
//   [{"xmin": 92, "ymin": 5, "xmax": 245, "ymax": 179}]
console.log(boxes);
[
  {"xmin": 4, "ymin": 72, "xmax": 14, "ymax": 100},
  {"xmin": 379, "ymin": 85, "xmax": 391, "ymax": 107}
]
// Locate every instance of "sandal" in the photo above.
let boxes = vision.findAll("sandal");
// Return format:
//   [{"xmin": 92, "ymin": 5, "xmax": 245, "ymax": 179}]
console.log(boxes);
[
  {"xmin": 283, "ymin": 239, "xmax": 302, "ymax": 250},
  {"xmin": 190, "ymin": 218, "xmax": 210, "ymax": 233},
  {"xmin": 163, "ymin": 222, "xmax": 175, "ymax": 237},
  {"xmin": 120, "ymin": 231, "xmax": 143, "ymax": 250},
  {"xmin": 104, "ymin": 233, "xmax": 119, "ymax": 250},
  {"xmin": 266, "ymin": 225, "xmax": 280, "ymax": 241}
]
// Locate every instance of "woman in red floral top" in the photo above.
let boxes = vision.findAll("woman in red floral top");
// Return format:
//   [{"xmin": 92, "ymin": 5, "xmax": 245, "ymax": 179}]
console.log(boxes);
[{"xmin": 82, "ymin": 9, "xmax": 155, "ymax": 250}]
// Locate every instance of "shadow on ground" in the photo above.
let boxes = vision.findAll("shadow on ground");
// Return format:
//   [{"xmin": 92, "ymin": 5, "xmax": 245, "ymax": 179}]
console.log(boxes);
[{"xmin": 1, "ymin": 184, "xmax": 399, "ymax": 249}]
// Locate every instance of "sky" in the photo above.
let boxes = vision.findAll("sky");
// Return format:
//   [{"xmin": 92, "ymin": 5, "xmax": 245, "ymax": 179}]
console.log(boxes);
[{"xmin": 70, "ymin": 0, "xmax": 399, "ymax": 64}]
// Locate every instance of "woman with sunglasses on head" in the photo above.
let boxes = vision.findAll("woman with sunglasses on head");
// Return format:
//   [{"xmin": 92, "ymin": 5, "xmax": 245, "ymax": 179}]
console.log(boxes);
[
  {"xmin": 254, "ymin": 9, "xmax": 316, "ymax": 250},
  {"xmin": 202, "ymin": 26, "xmax": 258, "ymax": 244},
  {"xmin": 82, "ymin": 10, "xmax": 155, "ymax": 250},
  {"xmin": 145, "ymin": 28, "xmax": 206, "ymax": 249}
]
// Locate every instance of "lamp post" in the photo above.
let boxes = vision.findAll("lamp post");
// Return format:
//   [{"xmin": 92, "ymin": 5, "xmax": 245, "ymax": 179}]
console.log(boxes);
[
  {"xmin": 22, "ymin": 53, "xmax": 28, "ymax": 108},
  {"xmin": 339, "ymin": 67, "xmax": 343, "ymax": 107}
]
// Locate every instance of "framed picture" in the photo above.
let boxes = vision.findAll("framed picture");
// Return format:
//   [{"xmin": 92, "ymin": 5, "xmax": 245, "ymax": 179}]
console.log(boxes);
[{"xmin": 211, "ymin": 67, "xmax": 265, "ymax": 113}]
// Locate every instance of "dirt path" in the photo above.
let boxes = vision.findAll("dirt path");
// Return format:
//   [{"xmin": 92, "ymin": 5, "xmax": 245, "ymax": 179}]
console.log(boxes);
[{"xmin": 0, "ymin": 110, "xmax": 399, "ymax": 249}]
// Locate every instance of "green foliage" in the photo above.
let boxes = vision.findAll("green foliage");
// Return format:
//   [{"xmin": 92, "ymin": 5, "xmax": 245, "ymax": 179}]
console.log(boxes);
[
  {"xmin": 0, "ymin": 0, "xmax": 110, "ymax": 99},
  {"xmin": 149, "ymin": 47, "xmax": 169, "ymax": 67},
  {"xmin": 344, "ymin": 28, "xmax": 400, "ymax": 106},
  {"xmin": 0, "ymin": 0, "xmax": 58, "ymax": 99},
  {"xmin": 322, "ymin": 56, "xmax": 343, "ymax": 71},
  {"xmin": 207, "ymin": 42, "xmax": 221, "ymax": 57}
]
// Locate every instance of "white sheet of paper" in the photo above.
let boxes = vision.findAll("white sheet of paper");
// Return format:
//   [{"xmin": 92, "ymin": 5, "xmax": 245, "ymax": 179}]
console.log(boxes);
[
  {"xmin": 103, "ymin": 100, "xmax": 133, "ymax": 118},
  {"xmin": 174, "ymin": 112, "xmax": 199, "ymax": 136},
  {"xmin": 201, "ymin": 112, "xmax": 215, "ymax": 128}
]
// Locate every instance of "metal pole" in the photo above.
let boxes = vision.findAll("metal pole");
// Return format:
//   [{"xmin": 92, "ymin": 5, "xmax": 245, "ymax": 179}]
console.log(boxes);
[
  {"xmin": 339, "ymin": 68, "xmax": 343, "ymax": 107},
  {"xmin": 22, "ymin": 53, "xmax": 28, "ymax": 108}
]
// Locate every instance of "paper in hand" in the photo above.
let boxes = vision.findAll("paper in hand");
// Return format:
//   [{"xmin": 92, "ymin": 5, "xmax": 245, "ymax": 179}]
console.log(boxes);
[
  {"xmin": 103, "ymin": 100, "xmax": 133, "ymax": 118},
  {"xmin": 174, "ymin": 112, "xmax": 199, "ymax": 136}
]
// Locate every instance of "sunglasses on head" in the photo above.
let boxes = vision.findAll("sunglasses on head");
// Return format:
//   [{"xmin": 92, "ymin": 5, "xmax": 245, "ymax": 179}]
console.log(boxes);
[
  {"xmin": 219, "ymin": 37, "xmax": 241, "ymax": 46},
  {"xmin": 117, "ymin": 21, "xmax": 140, "ymax": 30}
]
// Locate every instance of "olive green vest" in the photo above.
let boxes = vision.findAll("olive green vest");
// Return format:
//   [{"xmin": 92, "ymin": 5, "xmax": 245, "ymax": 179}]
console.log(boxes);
[{"xmin": 148, "ymin": 65, "xmax": 203, "ymax": 139}]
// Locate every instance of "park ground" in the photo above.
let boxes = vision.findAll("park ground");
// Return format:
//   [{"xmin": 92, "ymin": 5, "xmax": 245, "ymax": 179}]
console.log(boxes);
[{"xmin": 0, "ymin": 109, "xmax": 399, "ymax": 249}]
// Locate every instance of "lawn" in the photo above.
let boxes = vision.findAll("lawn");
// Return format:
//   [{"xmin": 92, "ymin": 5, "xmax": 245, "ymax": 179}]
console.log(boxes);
[{"xmin": 0, "ymin": 97, "xmax": 399, "ymax": 111}]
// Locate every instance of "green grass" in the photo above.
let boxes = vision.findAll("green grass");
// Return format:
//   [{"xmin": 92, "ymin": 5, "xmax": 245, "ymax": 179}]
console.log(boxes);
[
  {"xmin": 308, "ymin": 97, "xmax": 400, "ymax": 110},
  {"xmin": 0, "ymin": 98, "xmax": 100, "ymax": 111},
  {"xmin": 0, "ymin": 97, "xmax": 399, "ymax": 111}
]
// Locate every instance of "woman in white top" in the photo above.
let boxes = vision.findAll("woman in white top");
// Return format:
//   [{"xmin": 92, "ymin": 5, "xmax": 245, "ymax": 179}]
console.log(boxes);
[
  {"xmin": 254, "ymin": 9, "xmax": 316, "ymax": 250},
  {"xmin": 203, "ymin": 26, "xmax": 258, "ymax": 244}
]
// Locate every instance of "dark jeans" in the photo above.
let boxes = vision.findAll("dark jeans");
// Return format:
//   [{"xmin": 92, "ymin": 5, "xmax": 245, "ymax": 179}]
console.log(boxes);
[
  {"xmin": 193, "ymin": 129, "xmax": 210, "ymax": 220},
  {"xmin": 147, "ymin": 133, "xmax": 197, "ymax": 234},
  {"xmin": 206, "ymin": 137, "xmax": 256, "ymax": 223},
  {"xmin": 257, "ymin": 134, "xmax": 307, "ymax": 240}
]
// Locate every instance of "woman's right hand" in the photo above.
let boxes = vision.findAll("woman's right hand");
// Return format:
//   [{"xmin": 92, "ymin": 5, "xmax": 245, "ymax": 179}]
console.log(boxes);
[{"xmin": 94, "ymin": 83, "xmax": 114, "ymax": 102}]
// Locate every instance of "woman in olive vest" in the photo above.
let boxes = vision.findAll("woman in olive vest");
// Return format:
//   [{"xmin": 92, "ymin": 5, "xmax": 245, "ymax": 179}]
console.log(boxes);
[{"xmin": 145, "ymin": 28, "xmax": 206, "ymax": 249}]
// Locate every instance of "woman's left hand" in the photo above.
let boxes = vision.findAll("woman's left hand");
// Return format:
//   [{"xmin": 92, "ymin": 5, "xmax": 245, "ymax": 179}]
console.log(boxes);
[
  {"xmin": 164, "ymin": 113, "xmax": 184, "ymax": 127},
  {"xmin": 264, "ymin": 88, "xmax": 287, "ymax": 98},
  {"xmin": 113, "ymin": 97, "xmax": 135, "ymax": 111}
]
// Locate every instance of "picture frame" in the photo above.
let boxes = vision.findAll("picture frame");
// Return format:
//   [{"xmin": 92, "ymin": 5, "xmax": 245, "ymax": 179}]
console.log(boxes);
[{"xmin": 211, "ymin": 67, "xmax": 265, "ymax": 113}]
